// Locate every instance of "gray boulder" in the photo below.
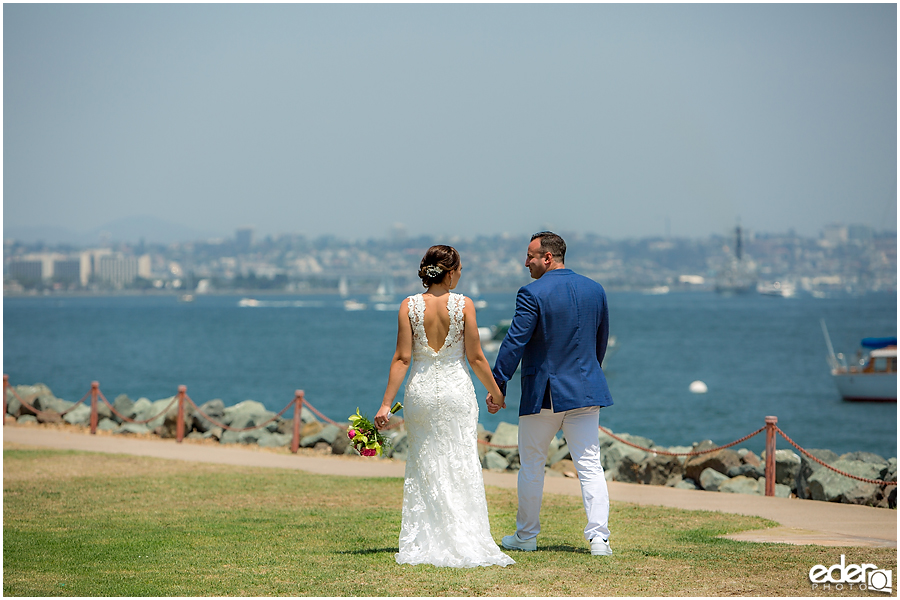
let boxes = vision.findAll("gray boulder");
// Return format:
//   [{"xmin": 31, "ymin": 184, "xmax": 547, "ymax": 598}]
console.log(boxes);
[
  {"xmin": 116, "ymin": 423, "xmax": 151, "ymax": 435},
  {"xmin": 129, "ymin": 398, "xmax": 154, "ymax": 422},
  {"xmin": 484, "ymin": 450, "xmax": 510, "ymax": 471},
  {"xmin": 143, "ymin": 396, "xmax": 177, "ymax": 431},
  {"xmin": 490, "ymin": 422, "xmax": 519, "ymax": 457},
  {"xmin": 760, "ymin": 449, "xmax": 801, "ymax": 489},
  {"xmin": 331, "ymin": 429, "xmax": 351, "ymax": 455},
  {"xmin": 727, "ymin": 464, "xmax": 763, "ymax": 480},
  {"xmin": 699, "ymin": 467, "xmax": 730, "ymax": 492},
  {"xmin": 546, "ymin": 436, "xmax": 564, "ymax": 462},
  {"xmin": 675, "ymin": 478, "xmax": 700, "ymax": 490},
  {"xmin": 192, "ymin": 399, "xmax": 225, "ymax": 432},
  {"xmin": 387, "ymin": 431, "xmax": 409, "ymax": 460},
  {"xmin": 203, "ymin": 426, "xmax": 223, "ymax": 441},
  {"xmin": 63, "ymin": 404, "xmax": 91, "ymax": 426},
  {"xmin": 719, "ymin": 475, "xmax": 761, "ymax": 495},
  {"xmin": 639, "ymin": 453, "xmax": 683, "ymax": 486},
  {"xmin": 221, "ymin": 429, "xmax": 266, "ymax": 445},
  {"xmin": 229, "ymin": 409, "xmax": 278, "ymax": 433},
  {"xmin": 738, "ymin": 448, "xmax": 762, "ymax": 468},
  {"xmin": 795, "ymin": 448, "xmax": 840, "ymax": 500},
  {"xmin": 807, "ymin": 459, "xmax": 885, "ymax": 506},
  {"xmin": 154, "ymin": 396, "xmax": 195, "ymax": 439},
  {"xmin": 17, "ymin": 414, "xmax": 38, "ymax": 424},
  {"xmin": 37, "ymin": 395, "xmax": 75, "ymax": 415},
  {"xmin": 21, "ymin": 384, "xmax": 58, "ymax": 412},
  {"xmin": 97, "ymin": 418, "xmax": 118, "ymax": 432},
  {"xmin": 603, "ymin": 441, "xmax": 649, "ymax": 483},
  {"xmin": 36, "ymin": 408, "xmax": 64, "ymax": 424},
  {"xmin": 685, "ymin": 448, "xmax": 742, "ymax": 482},
  {"xmin": 222, "ymin": 400, "xmax": 268, "ymax": 425},
  {"xmin": 257, "ymin": 431, "xmax": 292, "ymax": 448},
  {"xmin": 841, "ymin": 451, "xmax": 887, "ymax": 465},
  {"xmin": 112, "ymin": 394, "xmax": 134, "ymax": 423},
  {"xmin": 599, "ymin": 430, "xmax": 655, "ymax": 452},
  {"xmin": 5, "ymin": 389, "xmax": 22, "ymax": 417},
  {"xmin": 549, "ymin": 444, "xmax": 571, "ymax": 466},
  {"xmin": 756, "ymin": 477, "xmax": 792, "ymax": 498},
  {"xmin": 663, "ymin": 446, "xmax": 694, "ymax": 465},
  {"xmin": 300, "ymin": 423, "xmax": 342, "ymax": 448}
]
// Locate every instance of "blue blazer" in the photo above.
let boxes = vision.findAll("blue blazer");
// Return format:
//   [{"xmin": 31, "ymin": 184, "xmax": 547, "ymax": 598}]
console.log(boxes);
[{"xmin": 492, "ymin": 269, "xmax": 614, "ymax": 416}]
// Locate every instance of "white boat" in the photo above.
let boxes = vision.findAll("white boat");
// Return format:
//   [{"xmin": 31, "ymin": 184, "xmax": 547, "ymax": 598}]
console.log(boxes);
[
  {"xmin": 479, "ymin": 321, "xmax": 511, "ymax": 354},
  {"xmin": 758, "ymin": 280, "xmax": 796, "ymax": 297},
  {"xmin": 338, "ymin": 276, "xmax": 349, "ymax": 298},
  {"xmin": 238, "ymin": 298, "xmax": 260, "ymax": 307},
  {"xmin": 821, "ymin": 321, "xmax": 896, "ymax": 402},
  {"xmin": 343, "ymin": 299, "xmax": 367, "ymax": 311}
]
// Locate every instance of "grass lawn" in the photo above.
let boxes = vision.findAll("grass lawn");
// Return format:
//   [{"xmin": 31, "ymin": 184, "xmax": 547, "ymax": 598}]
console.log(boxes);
[{"xmin": 3, "ymin": 446, "xmax": 896, "ymax": 596}]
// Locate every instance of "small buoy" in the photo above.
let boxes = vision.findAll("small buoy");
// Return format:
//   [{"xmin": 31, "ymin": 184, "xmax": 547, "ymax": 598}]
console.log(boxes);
[{"xmin": 689, "ymin": 380, "xmax": 708, "ymax": 394}]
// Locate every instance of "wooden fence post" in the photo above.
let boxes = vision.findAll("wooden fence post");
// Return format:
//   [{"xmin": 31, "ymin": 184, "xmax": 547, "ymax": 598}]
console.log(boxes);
[
  {"xmin": 764, "ymin": 416, "xmax": 778, "ymax": 497},
  {"xmin": 90, "ymin": 381, "xmax": 100, "ymax": 435},
  {"xmin": 176, "ymin": 385, "xmax": 186, "ymax": 443},
  {"xmin": 291, "ymin": 390, "xmax": 304, "ymax": 454}
]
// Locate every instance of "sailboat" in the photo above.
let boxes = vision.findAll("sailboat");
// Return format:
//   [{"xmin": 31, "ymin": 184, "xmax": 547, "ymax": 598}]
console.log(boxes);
[
  {"xmin": 469, "ymin": 280, "xmax": 488, "ymax": 309},
  {"xmin": 369, "ymin": 277, "xmax": 394, "ymax": 310}
]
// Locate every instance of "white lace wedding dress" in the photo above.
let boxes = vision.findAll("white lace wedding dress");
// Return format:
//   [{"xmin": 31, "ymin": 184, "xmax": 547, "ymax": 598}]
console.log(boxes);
[{"xmin": 395, "ymin": 293, "xmax": 514, "ymax": 568}]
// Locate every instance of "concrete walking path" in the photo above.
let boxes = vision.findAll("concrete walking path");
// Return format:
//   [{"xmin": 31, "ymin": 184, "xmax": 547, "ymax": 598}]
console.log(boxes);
[{"xmin": 3, "ymin": 425, "xmax": 895, "ymax": 548}]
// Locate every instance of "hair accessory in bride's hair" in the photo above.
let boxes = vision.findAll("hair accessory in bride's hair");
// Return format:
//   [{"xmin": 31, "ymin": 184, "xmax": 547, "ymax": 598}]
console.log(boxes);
[{"xmin": 424, "ymin": 265, "xmax": 443, "ymax": 279}]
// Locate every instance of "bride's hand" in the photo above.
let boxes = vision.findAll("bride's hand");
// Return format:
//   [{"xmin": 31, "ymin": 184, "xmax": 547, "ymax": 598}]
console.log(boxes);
[{"xmin": 375, "ymin": 405, "xmax": 391, "ymax": 429}]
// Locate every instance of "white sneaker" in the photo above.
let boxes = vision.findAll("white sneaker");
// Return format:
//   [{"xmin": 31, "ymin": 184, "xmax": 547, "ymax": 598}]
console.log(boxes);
[
  {"xmin": 501, "ymin": 532, "xmax": 537, "ymax": 551},
  {"xmin": 590, "ymin": 537, "xmax": 612, "ymax": 556}
]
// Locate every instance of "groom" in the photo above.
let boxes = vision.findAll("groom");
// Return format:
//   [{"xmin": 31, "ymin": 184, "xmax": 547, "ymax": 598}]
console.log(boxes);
[{"xmin": 487, "ymin": 231, "xmax": 614, "ymax": 556}]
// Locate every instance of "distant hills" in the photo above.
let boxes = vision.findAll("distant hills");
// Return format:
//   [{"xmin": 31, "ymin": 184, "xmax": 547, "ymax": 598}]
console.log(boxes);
[{"xmin": 4, "ymin": 216, "xmax": 222, "ymax": 246}]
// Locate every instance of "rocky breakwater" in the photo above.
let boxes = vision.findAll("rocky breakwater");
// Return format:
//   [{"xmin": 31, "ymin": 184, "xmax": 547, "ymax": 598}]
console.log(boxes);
[
  {"xmin": 5, "ymin": 384, "xmax": 896, "ymax": 509},
  {"xmin": 472, "ymin": 422, "xmax": 896, "ymax": 510},
  {"xmin": 5, "ymin": 383, "xmax": 333, "ymax": 451}
]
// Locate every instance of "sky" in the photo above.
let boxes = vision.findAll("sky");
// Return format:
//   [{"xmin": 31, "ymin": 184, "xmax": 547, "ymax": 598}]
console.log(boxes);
[{"xmin": 3, "ymin": 3, "xmax": 897, "ymax": 244}]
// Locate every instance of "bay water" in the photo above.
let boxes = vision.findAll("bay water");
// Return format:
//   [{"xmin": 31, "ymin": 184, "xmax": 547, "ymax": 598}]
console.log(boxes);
[{"xmin": 3, "ymin": 291, "xmax": 896, "ymax": 459}]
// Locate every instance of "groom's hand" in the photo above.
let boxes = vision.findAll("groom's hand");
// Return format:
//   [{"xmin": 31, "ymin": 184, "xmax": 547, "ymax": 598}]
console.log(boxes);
[{"xmin": 486, "ymin": 392, "xmax": 506, "ymax": 414}]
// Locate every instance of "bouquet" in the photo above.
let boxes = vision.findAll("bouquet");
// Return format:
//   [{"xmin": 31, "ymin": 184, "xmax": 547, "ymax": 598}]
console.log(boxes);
[{"xmin": 347, "ymin": 402, "xmax": 403, "ymax": 457}]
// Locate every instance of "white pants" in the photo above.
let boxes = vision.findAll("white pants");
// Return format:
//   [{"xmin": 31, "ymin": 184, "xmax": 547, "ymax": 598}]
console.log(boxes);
[{"xmin": 516, "ymin": 406, "xmax": 610, "ymax": 542}]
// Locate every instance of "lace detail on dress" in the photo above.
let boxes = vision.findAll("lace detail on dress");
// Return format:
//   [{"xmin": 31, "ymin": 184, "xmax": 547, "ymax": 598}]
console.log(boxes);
[{"xmin": 396, "ymin": 293, "xmax": 514, "ymax": 568}]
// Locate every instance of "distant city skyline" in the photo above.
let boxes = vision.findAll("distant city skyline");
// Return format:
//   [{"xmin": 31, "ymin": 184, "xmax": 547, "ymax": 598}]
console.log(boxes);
[{"xmin": 4, "ymin": 4, "xmax": 897, "ymax": 243}]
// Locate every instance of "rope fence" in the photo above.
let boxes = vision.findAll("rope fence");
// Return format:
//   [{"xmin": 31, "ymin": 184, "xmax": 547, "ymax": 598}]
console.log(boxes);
[{"xmin": 3, "ymin": 375, "xmax": 895, "ymax": 495}]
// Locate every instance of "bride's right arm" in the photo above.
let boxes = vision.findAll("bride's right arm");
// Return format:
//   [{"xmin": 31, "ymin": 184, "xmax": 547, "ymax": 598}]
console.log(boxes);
[{"xmin": 376, "ymin": 298, "xmax": 413, "ymax": 428}]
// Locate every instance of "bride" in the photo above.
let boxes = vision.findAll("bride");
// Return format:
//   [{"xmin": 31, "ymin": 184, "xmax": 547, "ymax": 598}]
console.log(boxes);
[{"xmin": 374, "ymin": 245, "xmax": 514, "ymax": 568}]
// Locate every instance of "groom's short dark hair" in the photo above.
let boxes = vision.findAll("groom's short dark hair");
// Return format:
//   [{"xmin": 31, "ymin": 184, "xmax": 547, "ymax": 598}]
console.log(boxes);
[{"xmin": 531, "ymin": 231, "xmax": 566, "ymax": 263}]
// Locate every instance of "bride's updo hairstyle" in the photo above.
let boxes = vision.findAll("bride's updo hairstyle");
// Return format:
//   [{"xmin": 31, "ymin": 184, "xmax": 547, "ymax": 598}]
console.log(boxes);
[{"xmin": 418, "ymin": 245, "xmax": 460, "ymax": 288}]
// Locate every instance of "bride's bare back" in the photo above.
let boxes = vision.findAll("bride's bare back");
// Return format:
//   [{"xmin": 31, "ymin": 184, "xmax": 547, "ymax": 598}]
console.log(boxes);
[{"xmin": 419, "ymin": 291, "xmax": 453, "ymax": 353}]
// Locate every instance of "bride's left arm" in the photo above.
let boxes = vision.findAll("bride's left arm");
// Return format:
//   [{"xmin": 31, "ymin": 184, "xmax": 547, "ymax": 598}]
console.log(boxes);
[{"xmin": 462, "ymin": 299, "xmax": 505, "ymax": 409}]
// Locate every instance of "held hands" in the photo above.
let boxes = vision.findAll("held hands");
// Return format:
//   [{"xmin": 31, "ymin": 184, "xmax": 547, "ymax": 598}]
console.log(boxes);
[{"xmin": 485, "ymin": 392, "xmax": 506, "ymax": 414}]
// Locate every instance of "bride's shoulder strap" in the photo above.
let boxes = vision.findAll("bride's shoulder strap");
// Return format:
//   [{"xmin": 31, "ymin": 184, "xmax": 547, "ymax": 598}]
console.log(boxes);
[
  {"xmin": 449, "ymin": 293, "xmax": 466, "ymax": 321},
  {"xmin": 406, "ymin": 293, "xmax": 423, "ymax": 325}
]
